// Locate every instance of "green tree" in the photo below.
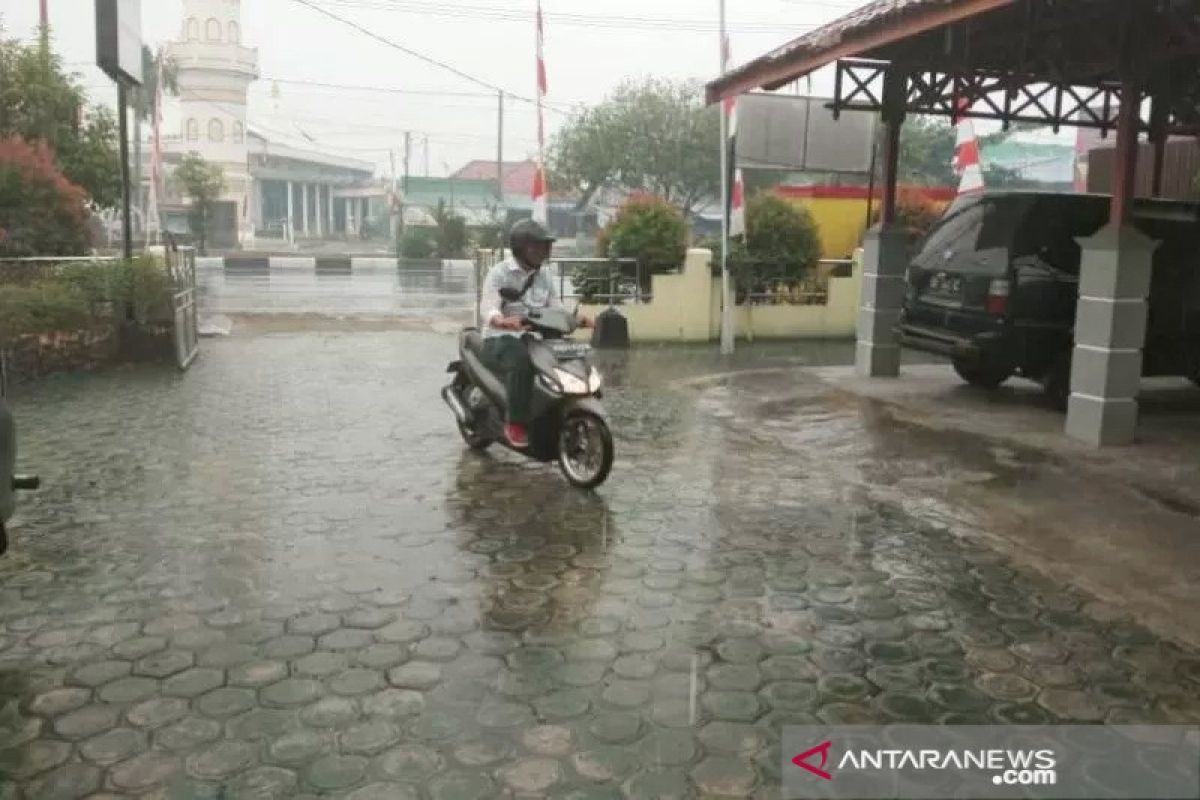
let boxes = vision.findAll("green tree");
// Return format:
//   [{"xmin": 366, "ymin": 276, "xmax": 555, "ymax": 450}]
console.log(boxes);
[
  {"xmin": 431, "ymin": 200, "xmax": 468, "ymax": 259},
  {"xmin": 899, "ymin": 116, "xmax": 1038, "ymax": 186},
  {"xmin": 0, "ymin": 30, "xmax": 121, "ymax": 208},
  {"xmin": 549, "ymin": 78, "xmax": 719, "ymax": 216},
  {"xmin": 173, "ymin": 152, "xmax": 224, "ymax": 255}
]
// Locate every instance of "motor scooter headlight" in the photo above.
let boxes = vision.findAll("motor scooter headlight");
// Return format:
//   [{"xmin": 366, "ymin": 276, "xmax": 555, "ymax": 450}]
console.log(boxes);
[
  {"xmin": 553, "ymin": 368, "xmax": 590, "ymax": 395},
  {"xmin": 588, "ymin": 367, "xmax": 603, "ymax": 393}
]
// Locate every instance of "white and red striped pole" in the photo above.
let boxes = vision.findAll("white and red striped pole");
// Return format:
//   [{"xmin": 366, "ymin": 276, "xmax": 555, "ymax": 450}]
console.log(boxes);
[
  {"xmin": 723, "ymin": 34, "xmax": 745, "ymax": 239},
  {"xmin": 531, "ymin": 0, "xmax": 549, "ymax": 225},
  {"xmin": 718, "ymin": 2, "xmax": 734, "ymax": 354},
  {"xmin": 954, "ymin": 99, "xmax": 985, "ymax": 196}
]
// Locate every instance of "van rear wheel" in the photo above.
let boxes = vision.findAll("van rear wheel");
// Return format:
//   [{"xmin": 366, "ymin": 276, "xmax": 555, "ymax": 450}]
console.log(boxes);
[
  {"xmin": 1043, "ymin": 351, "xmax": 1072, "ymax": 411},
  {"xmin": 952, "ymin": 357, "xmax": 1012, "ymax": 389}
]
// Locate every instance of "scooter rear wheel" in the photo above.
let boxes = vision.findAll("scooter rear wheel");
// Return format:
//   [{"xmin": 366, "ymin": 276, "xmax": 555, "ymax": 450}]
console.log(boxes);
[
  {"xmin": 455, "ymin": 382, "xmax": 492, "ymax": 450},
  {"xmin": 557, "ymin": 411, "xmax": 614, "ymax": 489}
]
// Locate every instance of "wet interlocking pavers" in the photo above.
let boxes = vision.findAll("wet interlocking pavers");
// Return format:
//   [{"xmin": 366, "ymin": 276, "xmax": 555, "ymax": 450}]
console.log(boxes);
[{"xmin": 0, "ymin": 332, "xmax": 1199, "ymax": 798}]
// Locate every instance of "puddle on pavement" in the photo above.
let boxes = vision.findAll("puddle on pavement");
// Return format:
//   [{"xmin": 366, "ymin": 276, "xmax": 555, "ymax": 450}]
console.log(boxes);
[{"xmin": 1, "ymin": 334, "xmax": 1199, "ymax": 796}]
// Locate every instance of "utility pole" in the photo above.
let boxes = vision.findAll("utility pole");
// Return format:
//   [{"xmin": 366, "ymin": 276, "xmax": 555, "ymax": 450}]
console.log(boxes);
[
  {"xmin": 424, "ymin": 135, "xmax": 430, "ymax": 178},
  {"xmin": 403, "ymin": 131, "xmax": 411, "ymax": 204},
  {"xmin": 118, "ymin": 83, "xmax": 133, "ymax": 261},
  {"xmin": 39, "ymin": 0, "xmax": 49, "ymax": 54},
  {"xmin": 390, "ymin": 148, "xmax": 401, "ymax": 246},
  {"xmin": 496, "ymin": 90, "xmax": 504, "ymax": 202}
]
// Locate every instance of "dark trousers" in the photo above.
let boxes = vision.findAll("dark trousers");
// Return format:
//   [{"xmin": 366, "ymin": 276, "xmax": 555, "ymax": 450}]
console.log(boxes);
[{"xmin": 482, "ymin": 336, "xmax": 534, "ymax": 425}]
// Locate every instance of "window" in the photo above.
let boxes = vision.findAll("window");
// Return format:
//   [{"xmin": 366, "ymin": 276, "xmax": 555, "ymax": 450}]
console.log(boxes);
[
  {"xmin": 186, "ymin": 119, "xmax": 199, "ymax": 141},
  {"xmin": 206, "ymin": 18, "xmax": 221, "ymax": 41},
  {"xmin": 208, "ymin": 119, "xmax": 225, "ymax": 142},
  {"xmin": 232, "ymin": 122, "xmax": 244, "ymax": 143},
  {"xmin": 186, "ymin": 18, "xmax": 200, "ymax": 40},
  {"xmin": 228, "ymin": 21, "xmax": 240, "ymax": 44}
]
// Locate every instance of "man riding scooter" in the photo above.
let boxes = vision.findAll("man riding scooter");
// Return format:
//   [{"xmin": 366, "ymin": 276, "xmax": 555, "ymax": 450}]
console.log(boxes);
[{"xmin": 480, "ymin": 219, "xmax": 591, "ymax": 448}]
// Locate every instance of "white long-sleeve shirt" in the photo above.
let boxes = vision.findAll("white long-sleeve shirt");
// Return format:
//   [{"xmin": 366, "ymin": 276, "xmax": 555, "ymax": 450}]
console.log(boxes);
[{"xmin": 481, "ymin": 259, "xmax": 562, "ymax": 338}]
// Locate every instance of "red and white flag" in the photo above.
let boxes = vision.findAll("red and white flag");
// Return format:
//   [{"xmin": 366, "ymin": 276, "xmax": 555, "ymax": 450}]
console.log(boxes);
[
  {"xmin": 723, "ymin": 34, "xmax": 746, "ymax": 237},
  {"xmin": 954, "ymin": 99, "xmax": 985, "ymax": 196},
  {"xmin": 531, "ymin": 0, "xmax": 548, "ymax": 225},
  {"xmin": 146, "ymin": 51, "xmax": 165, "ymax": 242}
]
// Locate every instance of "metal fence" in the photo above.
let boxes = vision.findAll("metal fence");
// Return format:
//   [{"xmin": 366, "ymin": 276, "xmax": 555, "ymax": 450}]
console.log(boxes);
[
  {"xmin": 553, "ymin": 258, "xmax": 646, "ymax": 305},
  {"xmin": 167, "ymin": 247, "xmax": 199, "ymax": 370}
]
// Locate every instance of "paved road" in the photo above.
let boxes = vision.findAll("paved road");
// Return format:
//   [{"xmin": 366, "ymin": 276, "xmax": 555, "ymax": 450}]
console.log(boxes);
[{"xmin": 1, "ymin": 329, "xmax": 1198, "ymax": 799}]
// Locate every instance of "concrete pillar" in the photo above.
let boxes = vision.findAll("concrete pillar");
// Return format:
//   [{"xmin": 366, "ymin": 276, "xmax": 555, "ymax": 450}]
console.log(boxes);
[
  {"xmin": 327, "ymin": 185, "xmax": 334, "ymax": 233},
  {"xmin": 285, "ymin": 181, "xmax": 295, "ymax": 244},
  {"xmin": 301, "ymin": 183, "xmax": 310, "ymax": 236},
  {"xmin": 314, "ymin": 184, "xmax": 323, "ymax": 237},
  {"xmin": 1065, "ymin": 224, "xmax": 1158, "ymax": 446},
  {"xmin": 346, "ymin": 197, "xmax": 355, "ymax": 236},
  {"xmin": 854, "ymin": 224, "xmax": 908, "ymax": 377}
]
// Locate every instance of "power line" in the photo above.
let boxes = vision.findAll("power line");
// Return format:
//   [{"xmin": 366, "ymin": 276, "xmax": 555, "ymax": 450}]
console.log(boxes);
[
  {"xmin": 318, "ymin": 0, "xmax": 822, "ymax": 34},
  {"xmin": 288, "ymin": 0, "xmax": 536, "ymax": 103},
  {"xmin": 261, "ymin": 75, "xmax": 588, "ymax": 110}
]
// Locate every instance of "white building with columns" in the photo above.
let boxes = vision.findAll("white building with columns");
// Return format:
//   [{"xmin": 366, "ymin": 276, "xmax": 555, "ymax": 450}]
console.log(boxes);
[{"xmin": 156, "ymin": 0, "xmax": 377, "ymax": 248}]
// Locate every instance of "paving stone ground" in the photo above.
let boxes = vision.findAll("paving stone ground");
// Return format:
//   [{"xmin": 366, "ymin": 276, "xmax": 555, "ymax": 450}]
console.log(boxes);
[{"xmin": 1, "ymin": 329, "xmax": 1199, "ymax": 798}]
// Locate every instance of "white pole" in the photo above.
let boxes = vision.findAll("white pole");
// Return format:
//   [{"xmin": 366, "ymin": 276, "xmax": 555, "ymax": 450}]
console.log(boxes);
[{"xmin": 718, "ymin": 0, "xmax": 734, "ymax": 354}]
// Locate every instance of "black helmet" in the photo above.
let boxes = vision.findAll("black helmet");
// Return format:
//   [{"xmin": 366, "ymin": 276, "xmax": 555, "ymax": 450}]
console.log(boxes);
[{"xmin": 509, "ymin": 218, "xmax": 556, "ymax": 253}]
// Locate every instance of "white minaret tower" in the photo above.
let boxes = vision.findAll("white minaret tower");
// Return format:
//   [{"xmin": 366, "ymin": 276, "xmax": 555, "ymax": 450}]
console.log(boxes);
[{"xmin": 166, "ymin": 0, "xmax": 259, "ymax": 241}]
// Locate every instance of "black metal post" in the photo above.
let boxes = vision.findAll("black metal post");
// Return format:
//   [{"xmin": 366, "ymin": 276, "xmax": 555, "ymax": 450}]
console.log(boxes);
[{"xmin": 118, "ymin": 81, "xmax": 133, "ymax": 261}]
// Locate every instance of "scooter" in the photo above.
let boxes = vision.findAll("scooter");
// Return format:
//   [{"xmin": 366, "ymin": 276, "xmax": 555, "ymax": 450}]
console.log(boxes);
[
  {"xmin": 0, "ymin": 355, "xmax": 41, "ymax": 555},
  {"xmin": 442, "ymin": 289, "xmax": 615, "ymax": 489}
]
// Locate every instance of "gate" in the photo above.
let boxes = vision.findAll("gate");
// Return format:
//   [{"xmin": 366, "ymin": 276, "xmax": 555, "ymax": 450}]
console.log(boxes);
[{"xmin": 168, "ymin": 246, "xmax": 199, "ymax": 370}]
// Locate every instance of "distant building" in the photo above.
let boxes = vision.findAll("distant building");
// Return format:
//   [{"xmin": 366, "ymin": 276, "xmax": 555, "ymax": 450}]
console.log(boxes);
[{"xmin": 152, "ymin": 0, "xmax": 378, "ymax": 249}]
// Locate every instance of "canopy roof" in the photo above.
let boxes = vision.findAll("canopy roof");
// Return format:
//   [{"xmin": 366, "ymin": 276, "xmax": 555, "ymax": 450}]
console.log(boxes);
[{"xmin": 707, "ymin": 0, "xmax": 1200, "ymax": 133}]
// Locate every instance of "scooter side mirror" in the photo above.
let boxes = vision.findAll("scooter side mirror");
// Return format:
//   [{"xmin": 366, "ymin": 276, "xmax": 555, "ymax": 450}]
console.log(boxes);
[{"xmin": 499, "ymin": 288, "xmax": 523, "ymax": 302}]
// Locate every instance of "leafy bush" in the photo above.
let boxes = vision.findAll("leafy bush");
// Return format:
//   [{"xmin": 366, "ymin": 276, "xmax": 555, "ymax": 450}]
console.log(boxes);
[
  {"xmin": 871, "ymin": 188, "xmax": 943, "ymax": 243},
  {"xmin": 398, "ymin": 228, "xmax": 436, "ymax": 259},
  {"xmin": 0, "ymin": 257, "xmax": 173, "ymax": 342},
  {"xmin": 597, "ymin": 196, "xmax": 687, "ymax": 274},
  {"xmin": 431, "ymin": 201, "xmax": 469, "ymax": 259},
  {"xmin": 0, "ymin": 283, "xmax": 92, "ymax": 340},
  {"xmin": 706, "ymin": 194, "xmax": 822, "ymax": 293},
  {"xmin": 0, "ymin": 136, "xmax": 91, "ymax": 257}
]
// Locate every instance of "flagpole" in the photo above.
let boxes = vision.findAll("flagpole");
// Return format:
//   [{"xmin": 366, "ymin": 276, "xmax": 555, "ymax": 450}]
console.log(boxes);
[{"xmin": 718, "ymin": 0, "xmax": 734, "ymax": 355}]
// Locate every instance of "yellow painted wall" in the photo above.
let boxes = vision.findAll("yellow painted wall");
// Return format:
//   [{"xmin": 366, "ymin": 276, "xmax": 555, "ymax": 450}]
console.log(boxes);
[
  {"xmin": 581, "ymin": 248, "xmax": 863, "ymax": 343},
  {"xmin": 788, "ymin": 196, "xmax": 870, "ymax": 260}
]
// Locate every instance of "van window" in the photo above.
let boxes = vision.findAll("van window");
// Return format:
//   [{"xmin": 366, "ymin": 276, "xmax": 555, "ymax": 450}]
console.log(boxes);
[{"xmin": 916, "ymin": 204, "xmax": 986, "ymax": 264}]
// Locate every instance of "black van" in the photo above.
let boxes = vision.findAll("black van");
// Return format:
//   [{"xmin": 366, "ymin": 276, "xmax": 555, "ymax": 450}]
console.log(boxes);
[{"xmin": 896, "ymin": 191, "xmax": 1200, "ymax": 405}]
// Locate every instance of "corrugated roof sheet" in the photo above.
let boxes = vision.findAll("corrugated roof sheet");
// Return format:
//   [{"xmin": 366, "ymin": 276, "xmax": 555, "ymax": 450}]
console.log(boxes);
[
  {"xmin": 710, "ymin": 0, "xmax": 1013, "ymax": 101},
  {"xmin": 759, "ymin": 0, "xmax": 947, "ymax": 62}
]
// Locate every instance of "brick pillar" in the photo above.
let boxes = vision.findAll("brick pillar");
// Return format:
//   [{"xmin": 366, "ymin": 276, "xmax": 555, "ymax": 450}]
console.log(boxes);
[
  {"xmin": 855, "ymin": 224, "xmax": 909, "ymax": 377},
  {"xmin": 1065, "ymin": 224, "xmax": 1158, "ymax": 446}
]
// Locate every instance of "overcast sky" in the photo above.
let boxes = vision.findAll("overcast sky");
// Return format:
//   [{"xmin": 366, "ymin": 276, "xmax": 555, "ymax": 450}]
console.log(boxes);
[{"xmin": 2, "ymin": 0, "xmax": 864, "ymax": 176}]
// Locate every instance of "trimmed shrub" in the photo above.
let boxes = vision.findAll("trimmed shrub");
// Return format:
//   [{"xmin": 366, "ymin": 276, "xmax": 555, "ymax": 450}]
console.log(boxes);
[
  {"xmin": 706, "ymin": 193, "xmax": 823, "ymax": 295},
  {"xmin": 871, "ymin": 188, "xmax": 943, "ymax": 243},
  {"xmin": 399, "ymin": 228, "xmax": 436, "ymax": 259},
  {"xmin": 597, "ymin": 196, "xmax": 687, "ymax": 273}
]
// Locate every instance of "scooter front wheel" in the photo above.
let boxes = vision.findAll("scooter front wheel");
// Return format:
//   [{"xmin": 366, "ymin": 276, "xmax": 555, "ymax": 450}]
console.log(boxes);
[{"xmin": 557, "ymin": 411, "xmax": 614, "ymax": 489}]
